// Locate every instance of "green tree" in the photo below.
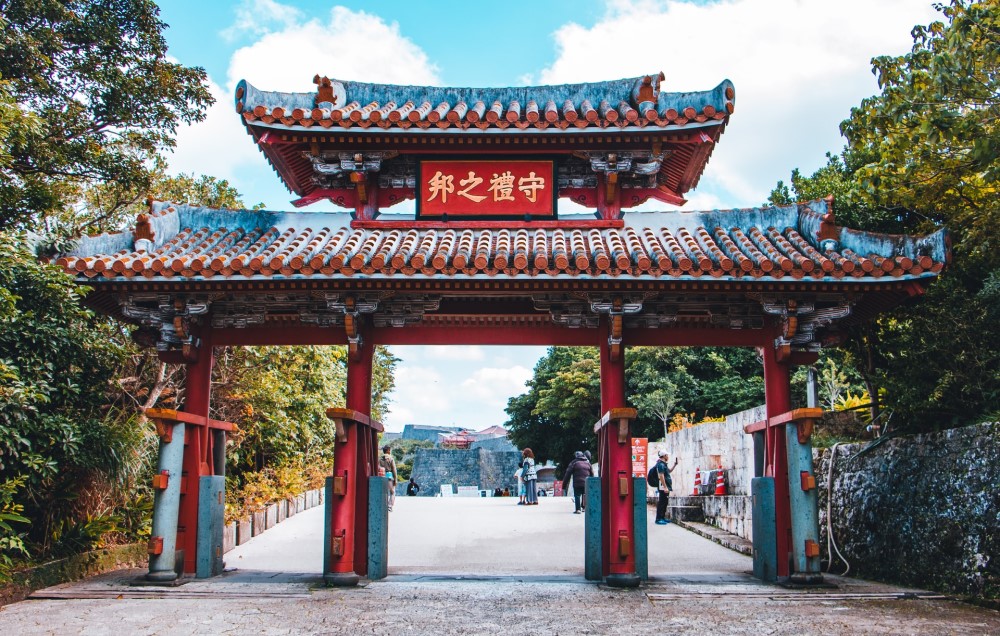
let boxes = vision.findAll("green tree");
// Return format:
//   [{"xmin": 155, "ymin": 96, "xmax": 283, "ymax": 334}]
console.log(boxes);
[
  {"xmin": 0, "ymin": 0, "xmax": 213, "ymax": 232},
  {"xmin": 506, "ymin": 347, "xmax": 600, "ymax": 468},
  {"xmin": 0, "ymin": 233, "xmax": 130, "ymax": 558},
  {"xmin": 506, "ymin": 346, "xmax": 767, "ymax": 467},
  {"xmin": 769, "ymin": 2, "xmax": 1000, "ymax": 430}
]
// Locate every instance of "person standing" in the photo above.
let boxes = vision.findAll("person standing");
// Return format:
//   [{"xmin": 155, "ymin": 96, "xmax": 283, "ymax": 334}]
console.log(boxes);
[
  {"xmin": 561, "ymin": 451, "xmax": 593, "ymax": 514},
  {"xmin": 654, "ymin": 450, "xmax": 678, "ymax": 525},
  {"xmin": 521, "ymin": 448, "xmax": 538, "ymax": 505},
  {"xmin": 406, "ymin": 477, "xmax": 420, "ymax": 496},
  {"xmin": 515, "ymin": 466, "xmax": 526, "ymax": 505},
  {"xmin": 379, "ymin": 445, "xmax": 398, "ymax": 511}
]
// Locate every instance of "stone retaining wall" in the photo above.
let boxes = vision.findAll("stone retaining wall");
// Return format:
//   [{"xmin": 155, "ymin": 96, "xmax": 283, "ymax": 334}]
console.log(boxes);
[
  {"xmin": 227, "ymin": 487, "xmax": 324, "ymax": 552},
  {"xmin": 815, "ymin": 422, "xmax": 999, "ymax": 599},
  {"xmin": 649, "ymin": 405, "xmax": 761, "ymax": 500},
  {"xmin": 409, "ymin": 448, "xmax": 521, "ymax": 496}
]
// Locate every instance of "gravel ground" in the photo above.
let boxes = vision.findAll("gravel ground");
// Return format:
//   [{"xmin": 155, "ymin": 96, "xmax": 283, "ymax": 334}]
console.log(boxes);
[{"xmin": 2, "ymin": 497, "xmax": 996, "ymax": 635}]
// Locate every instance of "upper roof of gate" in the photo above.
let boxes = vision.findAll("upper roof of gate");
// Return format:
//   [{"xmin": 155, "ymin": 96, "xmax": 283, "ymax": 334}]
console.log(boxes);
[{"xmin": 235, "ymin": 73, "xmax": 735, "ymax": 203}]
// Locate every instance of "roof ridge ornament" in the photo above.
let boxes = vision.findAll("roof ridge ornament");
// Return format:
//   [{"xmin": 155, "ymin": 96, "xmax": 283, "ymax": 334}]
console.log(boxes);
[{"xmin": 313, "ymin": 75, "xmax": 345, "ymax": 108}]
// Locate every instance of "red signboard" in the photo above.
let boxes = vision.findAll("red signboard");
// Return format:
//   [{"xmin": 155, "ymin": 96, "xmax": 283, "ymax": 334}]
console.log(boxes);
[
  {"xmin": 419, "ymin": 159, "xmax": 556, "ymax": 219},
  {"xmin": 631, "ymin": 437, "xmax": 648, "ymax": 479}
]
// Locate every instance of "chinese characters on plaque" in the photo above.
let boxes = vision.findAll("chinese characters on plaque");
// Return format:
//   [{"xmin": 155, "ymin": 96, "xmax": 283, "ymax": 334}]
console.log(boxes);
[{"xmin": 419, "ymin": 160, "xmax": 555, "ymax": 219}]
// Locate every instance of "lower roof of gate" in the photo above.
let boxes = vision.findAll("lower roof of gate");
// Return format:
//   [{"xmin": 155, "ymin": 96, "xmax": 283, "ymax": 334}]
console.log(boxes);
[{"xmin": 58, "ymin": 198, "xmax": 947, "ymax": 285}]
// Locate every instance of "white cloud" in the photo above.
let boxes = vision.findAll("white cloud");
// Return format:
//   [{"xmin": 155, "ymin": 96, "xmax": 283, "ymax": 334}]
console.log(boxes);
[
  {"xmin": 220, "ymin": 0, "xmax": 304, "ymax": 42},
  {"xmin": 226, "ymin": 6, "xmax": 440, "ymax": 91},
  {"xmin": 166, "ymin": 75, "xmax": 259, "ymax": 184},
  {"xmin": 460, "ymin": 366, "xmax": 533, "ymax": 403},
  {"xmin": 538, "ymin": 0, "xmax": 940, "ymax": 207},
  {"xmin": 168, "ymin": 6, "xmax": 441, "ymax": 198}
]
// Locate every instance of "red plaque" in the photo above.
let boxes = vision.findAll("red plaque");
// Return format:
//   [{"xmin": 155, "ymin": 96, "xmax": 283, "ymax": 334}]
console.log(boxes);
[{"xmin": 419, "ymin": 159, "xmax": 556, "ymax": 219}]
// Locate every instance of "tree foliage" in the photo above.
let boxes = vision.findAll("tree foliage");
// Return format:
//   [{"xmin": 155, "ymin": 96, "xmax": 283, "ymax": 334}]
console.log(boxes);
[
  {"xmin": 215, "ymin": 345, "xmax": 398, "ymax": 485},
  {"xmin": 506, "ymin": 346, "xmax": 766, "ymax": 469},
  {"xmin": 0, "ymin": 0, "xmax": 213, "ymax": 232},
  {"xmin": 0, "ymin": 233, "xmax": 135, "ymax": 558},
  {"xmin": 771, "ymin": 1, "xmax": 1000, "ymax": 430}
]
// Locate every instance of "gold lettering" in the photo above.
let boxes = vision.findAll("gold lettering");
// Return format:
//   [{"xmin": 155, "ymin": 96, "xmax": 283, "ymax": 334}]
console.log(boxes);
[
  {"xmin": 518, "ymin": 171, "xmax": 546, "ymax": 203},
  {"xmin": 427, "ymin": 171, "xmax": 454, "ymax": 203},
  {"xmin": 457, "ymin": 171, "xmax": 486, "ymax": 203},
  {"xmin": 488, "ymin": 171, "xmax": 516, "ymax": 202}
]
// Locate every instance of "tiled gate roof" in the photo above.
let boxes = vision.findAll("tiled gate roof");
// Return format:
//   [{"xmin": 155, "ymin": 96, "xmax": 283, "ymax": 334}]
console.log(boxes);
[{"xmin": 59, "ymin": 200, "xmax": 946, "ymax": 284}]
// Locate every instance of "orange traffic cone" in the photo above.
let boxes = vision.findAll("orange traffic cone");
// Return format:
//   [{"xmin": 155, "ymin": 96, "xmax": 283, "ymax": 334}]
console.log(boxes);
[
  {"xmin": 692, "ymin": 466, "xmax": 701, "ymax": 496},
  {"xmin": 714, "ymin": 466, "xmax": 726, "ymax": 495}
]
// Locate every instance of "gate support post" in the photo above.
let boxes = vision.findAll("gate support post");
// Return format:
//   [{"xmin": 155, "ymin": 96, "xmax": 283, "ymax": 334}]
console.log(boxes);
[
  {"xmin": 325, "ymin": 339, "xmax": 381, "ymax": 587},
  {"xmin": 146, "ymin": 421, "xmax": 186, "ymax": 581},
  {"xmin": 597, "ymin": 325, "xmax": 640, "ymax": 588},
  {"xmin": 584, "ymin": 476, "xmax": 603, "ymax": 581},
  {"xmin": 762, "ymin": 344, "xmax": 792, "ymax": 579},
  {"xmin": 785, "ymin": 414, "xmax": 824, "ymax": 583},
  {"xmin": 748, "ymin": 343, "xmax": 824, "ymax": 584},
  {"xmin": 177, "ymin": 332, "xmax": 215, "ymax": 576},
  {"xmin": 145, "ymin": 407, "xmax": 234, "ymax": 582}
]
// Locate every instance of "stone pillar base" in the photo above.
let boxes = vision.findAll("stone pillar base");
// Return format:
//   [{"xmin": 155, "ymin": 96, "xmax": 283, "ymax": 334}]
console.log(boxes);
[
  {"xmin": 324, "ymin": 572, "xmax": 360, "ymax": 587},
  {"xmin": 605, "ymin": 573, "xmax": 641, "ymax": 588}
]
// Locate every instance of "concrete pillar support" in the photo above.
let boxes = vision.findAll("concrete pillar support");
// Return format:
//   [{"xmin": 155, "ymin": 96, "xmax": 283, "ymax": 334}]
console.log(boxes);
[{"xmin": 146, "ymin": 422, "xmax": 186, "ymax": 582}]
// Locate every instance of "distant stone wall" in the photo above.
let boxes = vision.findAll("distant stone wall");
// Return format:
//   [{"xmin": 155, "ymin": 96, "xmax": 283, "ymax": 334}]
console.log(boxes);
[
  {"xmin": 409, "ymin": 448, "xmax": 521, "ymax": 496},
  {"xmin": 815, "ymin": 422, "xmax": 999, "ymax": 599},
  {"xmin": 470, "ymin": 436, "xmax": 518, "ymax": 453}
]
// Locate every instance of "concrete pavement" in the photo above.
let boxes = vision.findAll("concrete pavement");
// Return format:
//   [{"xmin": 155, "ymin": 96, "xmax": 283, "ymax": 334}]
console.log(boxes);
[{"xmin": 2, "ymin": 496, "xmax": 997, "ymax": 635}]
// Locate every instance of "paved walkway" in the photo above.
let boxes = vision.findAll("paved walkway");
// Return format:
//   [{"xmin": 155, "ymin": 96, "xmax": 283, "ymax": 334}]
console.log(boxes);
[{"xmin": 2, "ymin": 497, "xmax": 997, "ymax": 635}]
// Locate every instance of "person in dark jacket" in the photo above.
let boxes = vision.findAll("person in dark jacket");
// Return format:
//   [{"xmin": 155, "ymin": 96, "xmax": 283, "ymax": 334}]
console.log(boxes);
[
  {"xmin": 406, "ymin": 478, "xmax": 420, "ymax": 496},
  {"xmin": 655, "ymin": 450, "xmax": 679, "ymax": 525},
  {"xmin": 561, "ymin": 451, "xmax": 593, "ymax": 514}
]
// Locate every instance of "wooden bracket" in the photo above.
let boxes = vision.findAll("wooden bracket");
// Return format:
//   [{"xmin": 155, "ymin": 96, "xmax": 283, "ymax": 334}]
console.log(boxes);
[
  {"xmin": 151, "ymin": 470, "xmax": 170, "ymax": 490},
  {"xmin": 805, "ymin": 539, "xmax": 821, "ymax": 558},
  {"xmin": 342, "ymin": 295, "xmax": 364, "ymax": 361},
  {"xmin": 797, "ymin": 418, "xmax": 815, "ymax": 444},
  {"xmin": 332, "ymin": 474, "xmax": 347, "ymax": 496},
  {"xmin": 331, "ymin": 529, "xmax": 346, "ymax": 557},
  {"xmin": 350, "ymin": 169, "xmax": 368, "ymax": 204},
  {"xmin": 618, "ymin": 472, "xmax": 630, "ymax": 497},
  {"xmin": 154, "ymin": 419, "xmax": 175, "ymax": 443},
  {"xmin": 617, "ymin": 530, "xmax": 631, "ymax": 558},
  {"xmin": 148, "ymin": 536, "xmax": 164, "ymax": 555},
  {"xmin": 800, "ymin": 471, "xmax": 816, "ymax": 491},
  {"xmin": 333, "ymin": 418, "xmax": 348, "ymax": 443}
]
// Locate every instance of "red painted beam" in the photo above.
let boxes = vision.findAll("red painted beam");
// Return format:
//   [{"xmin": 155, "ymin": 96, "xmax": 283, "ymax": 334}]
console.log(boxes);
[{"xmin": 210, "ymin": 325, "xmax": 769, "ymax": 348}]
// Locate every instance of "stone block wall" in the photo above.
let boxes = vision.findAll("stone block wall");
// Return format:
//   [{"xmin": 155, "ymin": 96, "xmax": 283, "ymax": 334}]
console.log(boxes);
[
  {"xmin": 650, "ymin": 405, "xmax": 761, "ymax": 498},
  {"xmin": 409, "ymin": 448, "xmax": 521, "ymax": 496},
  {"xmin": 815, "ymin": 422, "xmax": 999, "ymax": 599}
]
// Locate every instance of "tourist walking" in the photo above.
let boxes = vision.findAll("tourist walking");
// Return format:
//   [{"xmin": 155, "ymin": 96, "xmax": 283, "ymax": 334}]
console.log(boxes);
[
  {"xmin": 380, "ymin": 445, "xmax": 398, "ymax": 511},
  {"xmin": 654, "ymin": 450, "xmax": 678, "ymax": 525},
  {"xmin": 561, "ymin": 451, "xmax": 593, "ymax": 514},
  {"xmin": 406, "ymin": 477, "xmax": 420, "ymax": 496},
  {"xmin": 521, "ymin": 448, "xmax": 539, "ymax": 505}
]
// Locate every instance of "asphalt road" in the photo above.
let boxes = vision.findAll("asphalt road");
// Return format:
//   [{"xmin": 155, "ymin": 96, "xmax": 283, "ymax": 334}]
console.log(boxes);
[{"xmin": 2, "ymin": 496, "xmax": 997, "ymax": 635}]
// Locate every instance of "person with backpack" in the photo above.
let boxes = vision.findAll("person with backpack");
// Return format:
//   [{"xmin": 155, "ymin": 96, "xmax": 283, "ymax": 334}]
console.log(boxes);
[
  {"xmin": 561, "ymin": 451, "xmax": 593, "ymax": 514},
  {"xmin": 651, "ymin": 449, "xmax": 678, "ymax": 525},
  {"xmin": 379, "ymin": 445, "xmax": 398, "ymax": 511}
]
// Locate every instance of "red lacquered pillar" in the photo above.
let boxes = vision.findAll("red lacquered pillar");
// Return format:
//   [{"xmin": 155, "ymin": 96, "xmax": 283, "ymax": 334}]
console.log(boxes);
[
  {"xmin": 325, "ymin": 339, "xmax": 374, "ymax": 586},
  {"xmin": 599, "ymin": 323, "xmax": 639, "ymax": 588},
  {"xmin": 178, "ymin": 329, "xmax": 214, "ymax": 575},
  {"xmin": 762, "ymin": 343, "xmax": 792, "ymax": 579}
]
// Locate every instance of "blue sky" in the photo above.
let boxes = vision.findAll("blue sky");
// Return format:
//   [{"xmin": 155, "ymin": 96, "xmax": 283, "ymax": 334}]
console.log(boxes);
[{"xmin": 157, "ymin": 0, "xmax": 941, "ymax": 432}]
